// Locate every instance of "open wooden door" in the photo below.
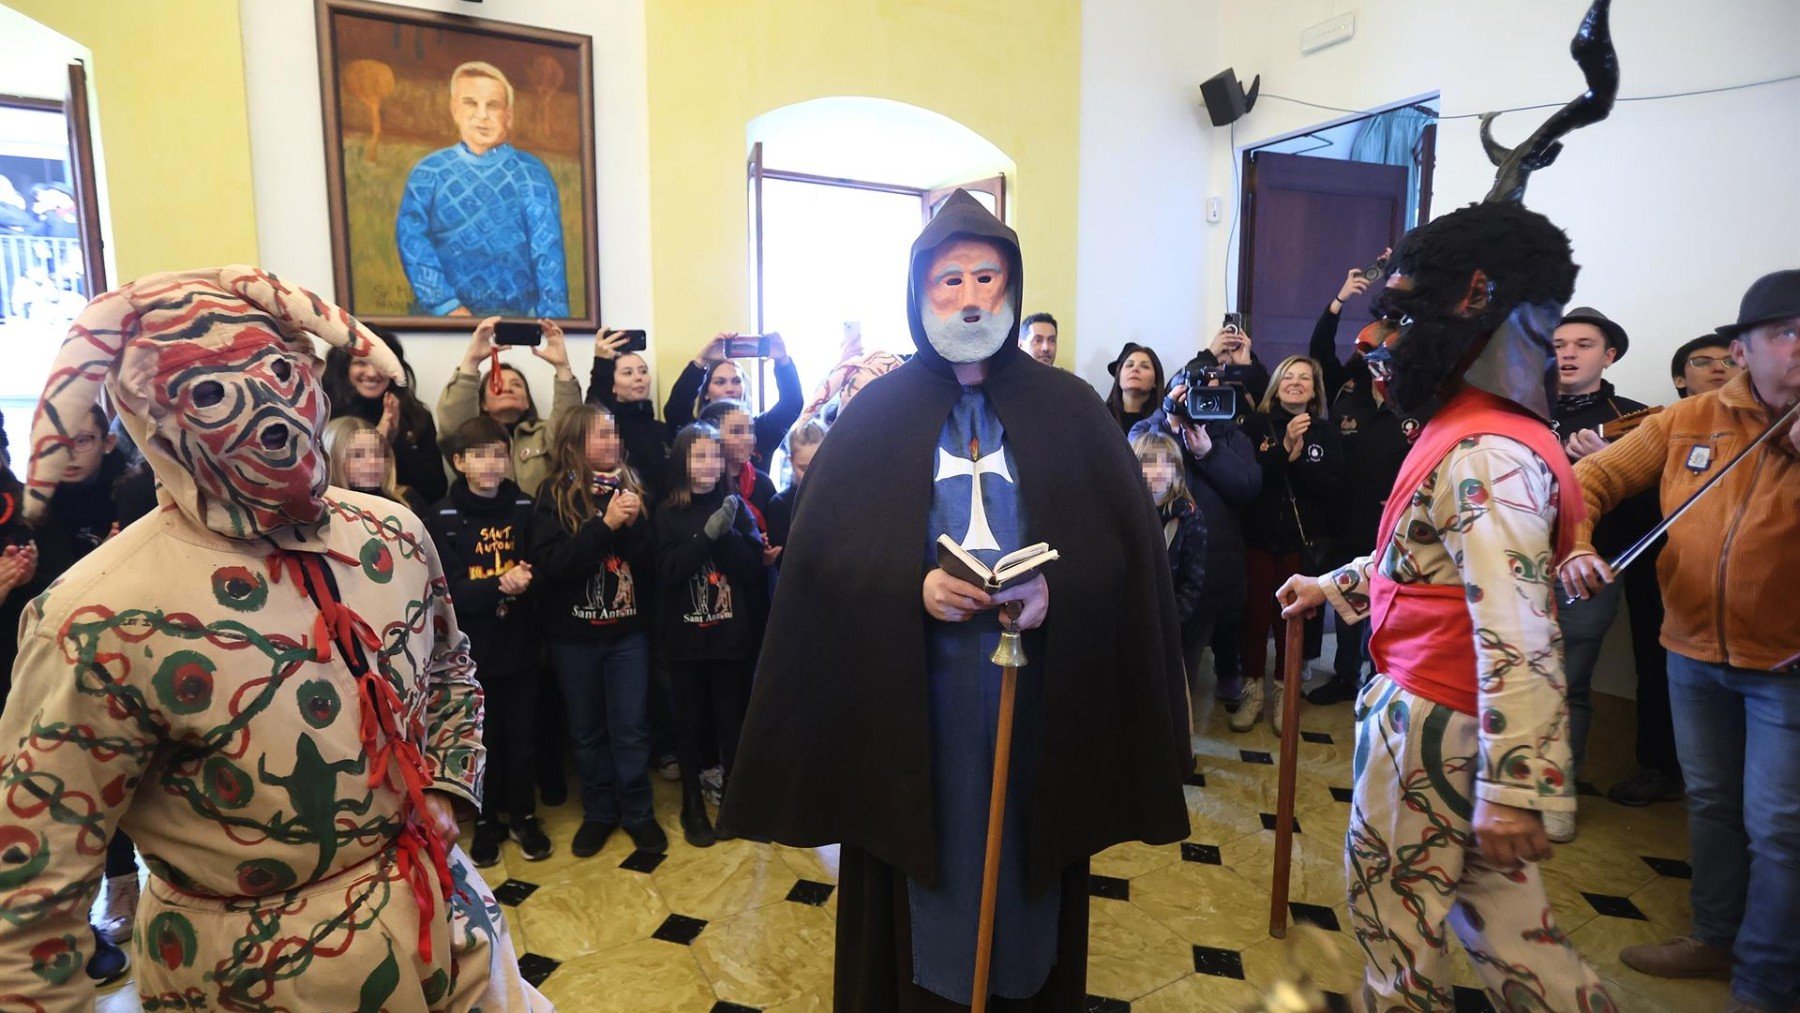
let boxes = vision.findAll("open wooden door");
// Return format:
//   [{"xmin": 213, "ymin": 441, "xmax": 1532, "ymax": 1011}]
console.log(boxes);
[
  {"xmin": 923, "ymin": 174, "xmax": 1005, "ymax": 223},
  {"xmin": 65, "ymin": 60, "xmax": 106, "ymax": 295},
  {"xmin": 1238, "ymin": 151, "xmax": 1406, "ymax": 371}
]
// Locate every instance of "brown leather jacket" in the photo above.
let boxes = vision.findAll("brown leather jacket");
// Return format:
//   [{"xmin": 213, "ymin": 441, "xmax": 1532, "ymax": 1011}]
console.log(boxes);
[{"xmin": 1571, "ymin": 372, "xmax": 1799, "ymax": 671}]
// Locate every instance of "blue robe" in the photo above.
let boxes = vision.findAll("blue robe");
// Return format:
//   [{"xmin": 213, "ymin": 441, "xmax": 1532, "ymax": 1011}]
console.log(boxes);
[
  {"xmin": 395, "ymin": 142, "xmax": 570, "ymax": 318},
  {"xmin": 908, "ymin": 387, "xmax": 1059, "ymax": 1002}
]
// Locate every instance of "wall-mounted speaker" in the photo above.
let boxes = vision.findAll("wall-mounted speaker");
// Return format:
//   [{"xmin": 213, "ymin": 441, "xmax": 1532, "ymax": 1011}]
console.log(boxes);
[{"xmin": 1200, "ymin": 68, "xmax": 1260, "ymax": 127}]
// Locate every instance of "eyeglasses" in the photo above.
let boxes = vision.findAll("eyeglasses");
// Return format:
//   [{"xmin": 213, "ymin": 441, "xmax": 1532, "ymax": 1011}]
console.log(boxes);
[
  {"xmin": 1686, "ymin": 355, "xmax": 1738, "ymax": 370},
  {"xmin": 70, "ymin": 433, "xmax": 102, "ymax": 452}
]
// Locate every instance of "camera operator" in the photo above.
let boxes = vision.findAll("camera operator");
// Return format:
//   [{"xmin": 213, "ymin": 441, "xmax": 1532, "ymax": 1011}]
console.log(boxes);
[
  {"xmin": 1304, "ymin": 260, "xmax": 1415, "ymax": 706},
  {"xmin": 1232, "ymin": 356, "xmax": 1343, "ymax": 734},
  {"xmin": 1130, "ymin": 363, "xmax": 1262, "ymax": 716}
]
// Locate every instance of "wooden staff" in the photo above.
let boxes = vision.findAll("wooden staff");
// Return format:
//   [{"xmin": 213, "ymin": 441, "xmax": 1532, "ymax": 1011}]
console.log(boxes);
[
  {"xmin": 972, "ymin": 602, "xmax": 1026, "ymax": 1013},
  {"xmin": 1269, "ymin": 615, "xmax": 1306, "ymax": 938}
]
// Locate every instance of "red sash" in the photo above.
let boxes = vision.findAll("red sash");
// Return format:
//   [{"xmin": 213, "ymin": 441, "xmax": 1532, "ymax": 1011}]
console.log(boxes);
[{"xmin": 1367, "ymin": 389, "xmax": 1584, "ymax": 715}]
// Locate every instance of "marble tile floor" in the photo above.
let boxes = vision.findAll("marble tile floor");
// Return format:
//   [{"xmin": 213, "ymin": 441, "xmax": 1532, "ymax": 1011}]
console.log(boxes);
[{"xmin": 94, "ymin": 691, "xmax": 1722, "ymax": 1012}]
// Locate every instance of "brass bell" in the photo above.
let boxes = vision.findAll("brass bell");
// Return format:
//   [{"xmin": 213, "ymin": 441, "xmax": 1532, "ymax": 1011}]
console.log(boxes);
[{"xmin": 990, "ymin": 624, "xmax": 1028, "ymax": 668}]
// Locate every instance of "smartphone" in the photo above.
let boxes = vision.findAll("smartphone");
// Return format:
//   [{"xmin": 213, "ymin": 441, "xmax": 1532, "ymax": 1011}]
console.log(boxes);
[
  {"xmin": 1221, "ymin": 312, "xmax": 1244, "ymax": 333},
  {"xmin": 615, "ymin": 329, "xmax": 648, "ymax": 353},
  {"xmin": 726, "ymin": 335, "xmax": 770, "ymax": 359},
  {"xmin": 493, "ymin": 320, "xmax": 542, "ymax": 347}
]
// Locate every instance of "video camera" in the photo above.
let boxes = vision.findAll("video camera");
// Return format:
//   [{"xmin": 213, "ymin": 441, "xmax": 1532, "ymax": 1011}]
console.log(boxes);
[{"xmin": 1163, "ymin": 365, "xmax": 1239, "ymax": 422}]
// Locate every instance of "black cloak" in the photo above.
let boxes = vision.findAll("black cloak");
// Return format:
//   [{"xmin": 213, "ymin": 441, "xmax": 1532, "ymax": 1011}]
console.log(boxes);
[{"xmin": 720, "ymin": 191, "xmax": 1191, "ymax": 893}]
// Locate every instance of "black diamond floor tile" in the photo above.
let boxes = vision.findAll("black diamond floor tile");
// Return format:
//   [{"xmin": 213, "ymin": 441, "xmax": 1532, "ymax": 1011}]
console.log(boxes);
[
  {"xmin": 516, "ymin": 952, "xmax": 560, "ymax": 988},
  {"xmin": 652, "ymin": 913, "xmax": 709, "ymax": 945},
  {"xmin": 1329, "ymin": 786, "xmax": 1355, "ymax": 804},
  {"xmin": 491, "ymin": 879, "xmax": 539, "ymax": 906},
  {"xmin": 710, "ymin": 1003, "xmax": 759, "ymax": 1013},
  {"xmin": 1641, "ymin": 856, "xmax": 1693, "ymax": 879},
  {"xmin": 1576, "ymin": 780, "xmax": 1603, "ymax": 797},
  {"xmin": 1088, "ymin": 874, "xmax": 1130, "ymax": 901},
  {"xmin": 1259, "ymin": 812, "xmax": 1301, "ymax": 833},
  {"xmin": 1085, "ymin": 996, "xmax": 1131, "ymax": 1013},
  {"xmin": 1185, "ymin": 770, "xmax": 1207, "ymax": 787},
  {"xmin": 1181, "ymin": 842, "xmax": 1222, "ymax": 865},
  {"xmin": 1239, "ymin": 749, "xmax": 1274, "ymax": 765},
  {"xmin": 1301, "ymin": 730, "xmax": 1334, "ymax": 745},
  {"xmin": 620, "ymin": 850, "xmax": 667, "ymax": 874},
  {"xmin": 1192, "ymin": 944, "xmax": 1245, "ymax": 980},
  {"xmin": 787, "ymin": 879, "xmax": 836, "ymax": 906},
  {"xmin": 1581, "ymin": 892, "xmax": 1648, "ymax": 920},
  {"xmin": 1289, "ymin": 901, "xmax": 1341, "ymax": 931},
  {"xmin": 1453, "ymin": 985, "xmax": 1496, "ymax": 1012}
]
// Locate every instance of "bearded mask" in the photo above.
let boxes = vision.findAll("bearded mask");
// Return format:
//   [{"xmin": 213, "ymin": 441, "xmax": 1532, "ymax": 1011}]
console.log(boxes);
[
  {"xmin": 24, "ymin": 267, "xmax": 403, "ymax": 546},
  {"xmin": 906, "ymin": 190, "xmax": 1023, "ymax": 371}
]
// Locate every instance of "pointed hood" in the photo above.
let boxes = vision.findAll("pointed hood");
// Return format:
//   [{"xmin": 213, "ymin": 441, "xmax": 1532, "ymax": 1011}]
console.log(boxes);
[
  {"xmin": 905, "ymin": 189, "xmax": 1025, "ymax": 379},
  {"xmin": 25, "ymin": 267, "xmax": 403, "ymax": 548}
]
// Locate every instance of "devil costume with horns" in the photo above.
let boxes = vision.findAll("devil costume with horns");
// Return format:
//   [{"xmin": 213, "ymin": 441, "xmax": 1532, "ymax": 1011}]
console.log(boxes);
[
  {"xmin": 0, "ymin": 269, "xmax": 545, "ymax": 1010},
  {"xmin": 1293, "ymin": 2, "xmax": 1625, "ymax": 1008},
  {"xmin": 722, "ymin": 193, "xmax": 1191, "ymax": 1009}
]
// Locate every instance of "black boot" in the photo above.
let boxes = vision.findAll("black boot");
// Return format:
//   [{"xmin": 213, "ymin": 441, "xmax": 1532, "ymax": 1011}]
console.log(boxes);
[{"xmin": 680, "ymin": 782, "xmax": 716, "ymax": 848}]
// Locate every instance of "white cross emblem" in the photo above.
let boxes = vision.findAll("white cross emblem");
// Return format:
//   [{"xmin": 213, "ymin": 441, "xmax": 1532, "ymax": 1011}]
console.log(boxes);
[{"xmin": 934, "ymin": 441, "xmax": 1013, "ymax": 551}]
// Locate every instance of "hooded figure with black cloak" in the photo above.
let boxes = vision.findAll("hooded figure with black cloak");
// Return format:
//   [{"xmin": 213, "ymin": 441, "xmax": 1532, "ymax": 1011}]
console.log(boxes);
[{"xmin": 722, "ymin": 191, "xmax": 1191, "ymax": 1009}]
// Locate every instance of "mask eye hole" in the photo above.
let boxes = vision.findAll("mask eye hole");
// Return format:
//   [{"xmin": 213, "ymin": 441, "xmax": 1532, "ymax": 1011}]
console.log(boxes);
[
  {"xmin": 193, "ymin": 380, "xmax": 225, "ymax": 409},
  {"xmin": 271, "ymin": 358, "xmax": 292, "ymax": 383}
]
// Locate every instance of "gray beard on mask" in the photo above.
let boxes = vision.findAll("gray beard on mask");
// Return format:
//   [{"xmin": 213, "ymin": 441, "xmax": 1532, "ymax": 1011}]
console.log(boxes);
[{"xmin": 921, "ymin": 306, "xmax": 1016, "ymax": 364}]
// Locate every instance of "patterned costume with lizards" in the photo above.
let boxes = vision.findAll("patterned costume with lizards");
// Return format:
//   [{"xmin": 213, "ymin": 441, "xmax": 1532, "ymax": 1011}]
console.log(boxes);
[{"xmin": 0, "ymin": 268, "xmax": 545, "ymax": 1011}]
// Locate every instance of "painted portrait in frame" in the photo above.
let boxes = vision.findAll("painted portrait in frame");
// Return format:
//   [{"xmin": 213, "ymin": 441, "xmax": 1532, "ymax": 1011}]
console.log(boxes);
[{"xmin": 316, "ymin": 0, "xmax": 598, "ymax": 330}]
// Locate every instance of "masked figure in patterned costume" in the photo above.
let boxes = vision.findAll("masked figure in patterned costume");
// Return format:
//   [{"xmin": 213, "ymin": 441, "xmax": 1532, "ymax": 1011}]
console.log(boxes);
[
  {"xmin": 0, "ymin": 268, "xmax": 547, "ymax": 1010},
  {"xmin": 1276, "ymin": 3, "xmax": 1626, "ymax": 1008}
]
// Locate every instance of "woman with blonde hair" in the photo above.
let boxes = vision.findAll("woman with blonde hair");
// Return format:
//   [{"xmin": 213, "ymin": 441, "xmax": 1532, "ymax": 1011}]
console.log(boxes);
[{"xmin": 1230, "ymin": 354, "xmax": 1342, "ymax": 733}]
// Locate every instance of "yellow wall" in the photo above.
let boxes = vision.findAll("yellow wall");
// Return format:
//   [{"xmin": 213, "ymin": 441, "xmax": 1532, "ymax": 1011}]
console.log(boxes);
[
  {"xmin": 6, "ymin": 0, "xmax": 259, "ymax": 283},
  {"xmin": 643, "ymin": 0, "xmax": 1082, "ymax": 389}
]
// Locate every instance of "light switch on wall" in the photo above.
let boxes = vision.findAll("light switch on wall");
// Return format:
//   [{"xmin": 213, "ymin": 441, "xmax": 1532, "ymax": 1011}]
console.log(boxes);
[{"xmin": 1206, "ymin": 196, "xmax": 1223, "ymax": 223}]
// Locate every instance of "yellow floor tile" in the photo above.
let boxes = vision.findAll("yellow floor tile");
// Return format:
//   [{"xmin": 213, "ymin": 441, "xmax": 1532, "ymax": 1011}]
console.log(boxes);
[
  {"xmin": 691, "ymin": 900, "xmax": 835, "ymax": 1008},
  {"xmin": 536, "ymin": 938, "xmax": 717, "ymax": 1012},
  {"xmin": 1085, "ymin": 895, "xmax": 1200, "ymax": 1000},
  {"xmin": 515, "ymin": 860, "xmax": 671, "ymax": 962}
]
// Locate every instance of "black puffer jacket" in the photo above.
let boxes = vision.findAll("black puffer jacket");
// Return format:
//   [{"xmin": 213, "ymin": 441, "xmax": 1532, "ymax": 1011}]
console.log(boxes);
[{"xmin": 1161, "ymin": 498, "xmax": 1208, "ymax": 624}]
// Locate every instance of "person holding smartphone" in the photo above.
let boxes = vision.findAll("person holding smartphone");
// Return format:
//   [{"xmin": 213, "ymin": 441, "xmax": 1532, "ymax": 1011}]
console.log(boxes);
[
  {"xmin": 587, "ymin": 328, "xmax": 670, "ymax": 502},
  {"xmin": 663, "ymin": 332, "xmax": 803, "ymax": 466},
  {"xmin": 437, "ymin": 315, "xmax": 580, "ymax": 497}
]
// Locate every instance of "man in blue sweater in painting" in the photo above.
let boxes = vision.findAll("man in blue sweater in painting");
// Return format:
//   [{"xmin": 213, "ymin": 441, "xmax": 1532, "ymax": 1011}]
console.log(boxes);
[{"xmin": 397, "ymin": 60, "xmax": 569, "ymax": 318}]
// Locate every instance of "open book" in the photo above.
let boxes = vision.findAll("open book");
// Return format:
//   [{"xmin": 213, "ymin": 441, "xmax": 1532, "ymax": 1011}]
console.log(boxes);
[{"xmin": 936, "ymin": 535, "xmax": 1059, "ymax": 593}]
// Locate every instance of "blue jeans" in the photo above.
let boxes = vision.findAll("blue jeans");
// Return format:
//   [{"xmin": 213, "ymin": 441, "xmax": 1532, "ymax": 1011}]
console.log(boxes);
[
  {"xmin": 1667, "ymin": 652, "xmax": 1800, "ymax": 1007},
  {"xmin": 549, "ymin": 633, "xmax": 653, "ymax": 826},
  {"xmin": 1554, "ymin": 576, "xmax": 1624, "ymax": 778}
]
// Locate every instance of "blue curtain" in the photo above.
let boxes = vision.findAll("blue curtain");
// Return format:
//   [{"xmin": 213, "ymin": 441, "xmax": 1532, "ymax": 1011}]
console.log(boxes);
[{"xmin": 1350, "ymin": 106, "xmax": 1432, "ymax": 227}]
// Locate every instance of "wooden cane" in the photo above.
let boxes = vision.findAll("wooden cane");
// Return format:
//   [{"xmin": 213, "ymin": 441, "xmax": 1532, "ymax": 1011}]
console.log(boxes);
[
  {"xmin": 972, "ymin": 603, "xmax": 1025, "ymax": 1013},
  {"xmin": 1269, "ymin": 615, "xmax": 1306, "ymax": 938}
]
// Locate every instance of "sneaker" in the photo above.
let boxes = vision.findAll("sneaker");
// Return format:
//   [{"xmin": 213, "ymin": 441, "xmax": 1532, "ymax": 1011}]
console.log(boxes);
[
  {"xmin": 1304, "ymin": 676, "xmax": 1360, "ymax": 706},
  {"xmin": 1228, "ymin": 679, "xmax": 1264, "ymax": 733},
  {"xmin": 1619, "ymin": 935, "xmax": 1732, "ymax": 980},
  {"xmin": 95, "ymin": 874, "xmax": 138, "ymax": 945},
  {"xmin": 86, "ymin": 924, "xmax": 130, "ymax": 985},
  {"xmin": 655, "ymin": 754, "xmax": 681, "ymax": 782},
  {"xmin": 1270, "ymin": 680, "xmax": 1286, "ymax": 734},
  {"xmin": 571, "ymin": 820, "xmax": 616, "ymax": 858},
  {"xmin": 1607, "ymin": 768, "xmax": 1685, "ymax": 808},
  {"xmin": 470, "ymin": 819, "xmax": 506, "ymax": 868},
  {"xmin": 1543, "ymin": 808, "xmax": 1577, "ymax": 843},
  {"xmin": 701, "ymin": 766, "xmax": 725, "ymax": 808},
  {"xmin": 509, "ymin": 816, "xmax": 552, "ymax": 861},
  {"xmin": 624, "ymin": 819, "xmax": 669, "ymax": 855}
]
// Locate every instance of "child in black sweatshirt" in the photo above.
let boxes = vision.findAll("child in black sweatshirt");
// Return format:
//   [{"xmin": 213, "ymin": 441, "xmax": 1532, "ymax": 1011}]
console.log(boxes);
[
  {"xmin": 530, "ymin": 405, "xmax": 664, "ymax": 859},
  {"xmin": 426, "ymin": 416, "xmax": 547, "ymax": 867},
  {"xmin": 655, "ymin": 422, "xmax": 766, "ymax": 847}
]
